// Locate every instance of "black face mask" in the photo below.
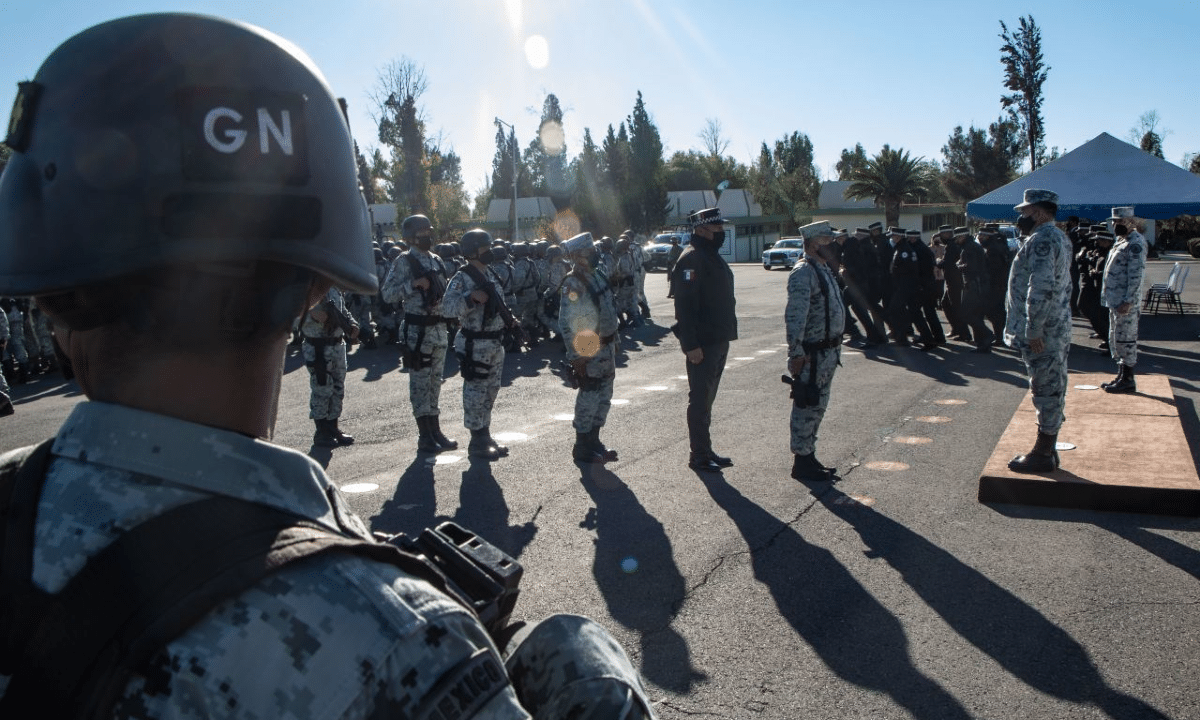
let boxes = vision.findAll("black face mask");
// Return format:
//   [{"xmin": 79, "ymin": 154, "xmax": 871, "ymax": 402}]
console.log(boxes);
[
  {"xmin": 1114, "ymin": 224, "xmax": 1129, "ymax": 237},
  {"xmin": 478, "ymin": 249, "xmax": 495, "ymax": 264},
  {"xmin": 415, "ymin": 235, "xmax": 433, "ymax": 251},
  {"xmin": 1016, "ymin": 216, "xmax": 1036, "ymax": 234}
]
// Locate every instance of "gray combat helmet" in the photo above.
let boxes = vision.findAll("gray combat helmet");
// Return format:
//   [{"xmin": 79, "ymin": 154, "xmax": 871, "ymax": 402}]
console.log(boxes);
[
  {"xmin": 0, "ymin": 13, "xmax": 377, "ymax": 296},
  {"xmin": 459, "ymin": 229, "xmax": 492, "ymax": 258},
  {"xmin": 401, "ymin": 214, "xmax": 433, "ymax": 240}
]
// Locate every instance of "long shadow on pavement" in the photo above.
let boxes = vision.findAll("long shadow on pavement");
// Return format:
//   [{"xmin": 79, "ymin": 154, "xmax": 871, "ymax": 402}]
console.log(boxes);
[
  {"xmin": 578, "ymin": 463, "xmax": 706, "ymax": 695},
  {"xmin": 819, "ymin": 485, "xmax": 1171, "ymax": 720},
  {"xmin": 698, "ymin": 471, "xmax": 974, "ymax": 720}
]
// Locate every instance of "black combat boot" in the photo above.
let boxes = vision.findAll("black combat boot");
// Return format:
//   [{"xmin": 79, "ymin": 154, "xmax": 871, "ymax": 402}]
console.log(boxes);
[
  {"xmin": 0, "ymin": 393, "xmax": 14, "ymax": 417},
  {"xmin": 469, "ymin": 427, "xmax": 508, "ymax": 461},
  {"xmin": 573, "ymin": 432, "xmax": 606, "ymax": 463},
  {"xmin": 792, "ymin": 453, "xmax": 832, "ymax": 482},
  {"xmin": 313, "ymin": 420, "xmax": 339, "ymax": 448},
  {"xmin": 688, "ymin": 452, "xmax": 723, "ymax": 473},
  {"xmin": 589, "ymin": 428, "xmax": 618, "ymax": 462},
  {"xmin": 1008, "ymin": 432, "xmax": 1059, "ymax": 473},
  {"xmin": 430, "ymin": 416, "xmax": 458, "ymax": 451},
  {"xmin": 416, "ymin": 416, "xmax": 440, "ymax": 453},
  {"xmin": 331, "ymin": 419, "xmax": 354, "ymax": 445},
  {"xmin": 1100, "ymin": 365, "xmax": 1123, "ymax": 389},
  {"xmin": 1104, "ymin": 365, "xmax": 1136, "ymax": 394},
  {"xmin": 707, "ymin": 451, "xmax": 733, "ymax": 468}
]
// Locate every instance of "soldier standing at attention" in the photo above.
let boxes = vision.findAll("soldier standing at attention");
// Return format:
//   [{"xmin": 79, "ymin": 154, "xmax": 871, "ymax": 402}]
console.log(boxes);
[
  {"xmin": 382, "ymin": 214, "xmax": 457, "ymax": 453},
  {"xmin": 665, "ymin": 236, "xmax": 683, "ymax": 298},
  {"xmin": 0, "ymin": 14, "xmax": 655, "ymax": 717},
  {"xmin": 786, "ymin": 222, "xmax": 846, "ymax": 482},
  {"xmin": 1100, "ymin": 207, "xmax": 1148, "ymax": 394},
  {"xmin": 672, "ymin": 208, "xmax": 737, "ymax": 473},
  {"xmin": 302, "ymin": 285, "xmax": 359, "ymax": 447},
  {"xmin": 443, "ymin": 230, "xmax": 516, "ymax": 460},
  {"xmin": 559, "ymin": 233, "xmax": 621, "ymax": 464},
  {"xmin": 954, "ymin": 226, "xmax": 994, "ymax": 353},
  {"xmin": 1005, "ymin": 189, "xmax": 1073, "ymax": 473}
]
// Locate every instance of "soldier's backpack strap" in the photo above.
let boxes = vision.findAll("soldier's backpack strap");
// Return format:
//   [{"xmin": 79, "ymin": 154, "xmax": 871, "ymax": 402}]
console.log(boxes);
[
  {"xmin": 0, "ymin": 448, "xmax": 472, "ymax": 719},
  {"xmin": 0, "ymin": 439, "xmax": 56, "ymax": 674}
]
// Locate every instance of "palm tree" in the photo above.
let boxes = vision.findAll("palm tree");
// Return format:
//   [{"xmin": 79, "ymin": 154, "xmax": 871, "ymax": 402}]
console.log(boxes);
[{"xmin": 844, "ymin": 145, "xmax": 929, "ymax": 228}]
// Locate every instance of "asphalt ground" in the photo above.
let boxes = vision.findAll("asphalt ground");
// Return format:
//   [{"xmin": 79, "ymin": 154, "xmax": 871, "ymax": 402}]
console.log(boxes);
[{"xmin": 3, "ymin": 253, "xmax": 1198, "ymax": 720}]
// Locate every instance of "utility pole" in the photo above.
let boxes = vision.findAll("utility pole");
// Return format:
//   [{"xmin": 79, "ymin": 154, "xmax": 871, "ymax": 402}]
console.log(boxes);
[{"xmin": 494, "ymin": 117, "xmax": 518, "ymax": 241}]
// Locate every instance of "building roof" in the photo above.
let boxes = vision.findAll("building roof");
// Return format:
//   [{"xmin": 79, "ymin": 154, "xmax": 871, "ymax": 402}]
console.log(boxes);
[
  {"xmin": 818, "ymin": 181, "xmax": 878, "ymax": 210},
  {"xmin": 485, "ymin": 197, "xmax": 558, "ymax": 223}
]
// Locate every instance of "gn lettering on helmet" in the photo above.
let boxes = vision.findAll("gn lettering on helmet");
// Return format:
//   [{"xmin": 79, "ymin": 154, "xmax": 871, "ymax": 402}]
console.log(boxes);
[{"xmin": 203, "ymin": 106, "xmax": 294, "ymax": 155}]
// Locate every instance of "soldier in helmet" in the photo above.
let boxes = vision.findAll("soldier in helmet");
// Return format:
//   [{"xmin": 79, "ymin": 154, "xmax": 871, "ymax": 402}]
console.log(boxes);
[
  {"xmin": 300, "ymin": 283, "xmax": 359, "ymax": 447},
  {"xmin": 559, "ymin": 233, "xmax": 621, "ymax": 463},
  {"xmin": 382, "ymin": 214, "xmax": 457, "ymax": 453},
  {"xmin": 0, "ymin": 14, "xmax": 655, "ymax": 718},
  {"xmin": 442, "ymin": 230, "xmax": 517, "ymax": 460}
]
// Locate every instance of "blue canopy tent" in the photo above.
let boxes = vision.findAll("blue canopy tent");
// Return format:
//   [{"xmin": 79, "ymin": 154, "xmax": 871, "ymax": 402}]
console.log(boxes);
[{"xmin": 967, "ymin": 132, "xmax": 1200, "ymax": 221}]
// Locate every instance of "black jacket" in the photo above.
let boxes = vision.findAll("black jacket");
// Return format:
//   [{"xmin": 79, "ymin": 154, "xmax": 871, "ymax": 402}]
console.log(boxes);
[{"xmin": 671, "ymin": 241, "xmax": 737, "ymax": 351}]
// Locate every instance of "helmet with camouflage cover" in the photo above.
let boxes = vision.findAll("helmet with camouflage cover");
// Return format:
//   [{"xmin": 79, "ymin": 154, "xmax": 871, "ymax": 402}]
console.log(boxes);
[{"xmin": 0, "ymin": 13, "xmax": 377, "ymax": 296}]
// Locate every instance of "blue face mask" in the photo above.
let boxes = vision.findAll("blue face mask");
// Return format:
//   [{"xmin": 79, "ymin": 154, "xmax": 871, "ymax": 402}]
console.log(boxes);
[{"xmin": 1016, "ymin": 216, "xmax": 1036, "ymax": 234}]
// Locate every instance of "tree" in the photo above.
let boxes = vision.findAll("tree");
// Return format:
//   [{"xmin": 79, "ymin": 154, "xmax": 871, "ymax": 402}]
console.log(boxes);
[
  {"xmin": 569, "ymin": 128, "xmax": 608, "ymax": 233},
  {"xmin": 1140, "ymin": 132, "xmax": 1165, "ymax": 159},
  {"xmin": 522, "ymin": 94, "xmax": 570, "ymax": 207},
  {"xmin": 1127, "ymin": 110, "xmax": 1170, "ymax": 156},
  {"xmin": 623, "ymin": 92, "xmax": 668, "ymax": 233},
  {"xmin": 1185, "ymin": 152, "xmax": 1200, "ymax": 175},
  {"xmin": 391, "ymin": 93, "xmax": 429, "ymax": 215},
  {"xmin": 368, "ymin": 58, "xmax": 428, "ymax": 143},
  {"xmin": 836, "ymin": 143, "xmax": 869, "ymax": 180},
  {"xmin": 664, "ymin": 150, "xmax": 750, "ymax": 192},
  {"xmin": 698, "ymin": 118, "xmax": 729, "ymax": 158},
  {"xmin": 844, "ymin": 145, "xmax": 928, "ymax": 228},
  {"xmin": 749, "ymin": 132, "xmax": 821, "ymax": 229},
  {"xmin": 0, "ymin": 143, "xmax": 12, "ymax": 177},
  {"xmin": 940, "ymin": 118, "xmax": 1023, "ymax": 203},
  {"xmin": 999, "ymin": 16, "xmax": 1050, "ymax": 172}
]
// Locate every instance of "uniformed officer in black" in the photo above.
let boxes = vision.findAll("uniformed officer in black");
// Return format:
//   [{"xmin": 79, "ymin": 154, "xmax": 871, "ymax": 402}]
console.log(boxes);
[{"xmin": 672, "ymin": 208, "xmax": 737, "ymax": 472}]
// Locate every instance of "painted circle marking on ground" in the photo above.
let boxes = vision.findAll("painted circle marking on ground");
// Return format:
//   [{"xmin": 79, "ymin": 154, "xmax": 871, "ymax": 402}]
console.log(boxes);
[
  {"xmin": 340, "ymin": 483, "xmax": 379, "ymax": 494},
  {"xmin": 621, "ymin": 557, "xmax": 639, "ymax": 573},
  {"xmin": 435, "ymin": 455, "xmax": 463, "ymax": 465},
  {"xmin": 676, "ymin": 375, "xmax": 689, "ymax": 380},
  {"xmin": 553, "ymin": 413, "xmax": 574, "ymax": 421},
  {"xmin": 493, "ymin": 432, "xmax": 529, "ymax": 442},
  {"xmin": 914, "ymin": 416, "xmax": 952, "ymax": 424},
  {"xmin": 611, "ymin": 399, "xmax": 630, "ymax": 405},
  {"xmin": 892, "ymin": 436, "xmax": 933, "ymax": 445},
  {"xmin": 865, "ymin": 461, "xmax": 910, "ymax": 471},
  {"xmin": 842, "ymin": 350, "xmax": 863, "ymax": 357},
  {"xmin": 735, "ymin": 356, "xmax": 755, "ymax": 361},
  {"xmin": 934, "ymin": 399, "xmax": 968, "ymax": 406},
  {"xmin": 833, "ymin": 494, "xmax": 876, "ymax": 507},
  {"xmin": 1074, "ymin": 384, "xmax": 1100, "ymax": 390},
  {"xmin": 642, "ymin": 385, "xmax": 669, "ymax": 391},
  {"xmin": 1056, "ymin": 442, "xmax": 1077, "ymax": 451},
  {"xmin": 757, "ymin": 350, "xmax": 777, "ymax": 354}
]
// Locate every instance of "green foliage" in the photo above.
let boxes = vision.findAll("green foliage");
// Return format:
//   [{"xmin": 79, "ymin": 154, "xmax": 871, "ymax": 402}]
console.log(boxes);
[
  {"xmin": 749, "ymin": 132, "xmax": 820, "ymax": 230},
  {"xmin": 836, "ymin": 143, "xmax": 868, "ymax": 180},
  {"xmin": 623, "ymin": 92, "xmax": 668, "ymax": 233},
  {"xmin": 1189, "ymin": 154, "xmax": 1200, "ymax": 175},
  {"xmin": 664, "ymin": 150, "xmax": 749, "ymax": 192},
  {"xmin": 940, "ymin": 118, "xmax": 1022, "ymax": 203},
  {"xmin": 522, "ymin": 94, "xmax": 570, "ymax": 207},
  {"xmin": 844, "ymin": 145, "xmax": 928, "ymax": 228},
  {"xmin": 0, "ymin": 143, "xmax": 11, "ymax": 177},
  {"xmin": 569, "ymin": 128, "xmax": 608, "ymax": 233},
  {"xmin": 999, "ymin": 15, "xmax": 1050, "ymax": 171},
  {"xmin": 1140, "ymin": 131, "xmax": 1164, "ymax": 159}
]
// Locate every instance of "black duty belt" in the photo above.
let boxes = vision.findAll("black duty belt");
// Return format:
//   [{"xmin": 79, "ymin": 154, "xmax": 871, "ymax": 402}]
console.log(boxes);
[
  {"xmin": 600, "ymin": 333, "xmax": 617, "ymax": 346},
  {"xmin": 404, "ymin": 313, "xmax": 448, "ymax": 327},
  {"xmin": 303, "ymin": 337, "xmax": 344, "ymax": 348},
  {"xmin": 802, "ymin": 338, "xmax": 841, "ymax": 352},
  {"xmin": 461, "ymin": 329, "xmax": 503, "ymax": 340}
]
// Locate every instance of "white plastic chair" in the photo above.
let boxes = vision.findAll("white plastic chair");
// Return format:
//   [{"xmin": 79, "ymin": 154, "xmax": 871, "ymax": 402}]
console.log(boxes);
[{"xmin": 1145, "ymin": 265, "xmax": 1188, "ymax": 315}]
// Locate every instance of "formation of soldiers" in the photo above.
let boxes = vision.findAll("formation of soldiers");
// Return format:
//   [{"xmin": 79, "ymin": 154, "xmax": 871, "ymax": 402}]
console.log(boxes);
[
  {"xmin": 0, "ymin": 296, "xmax": 64, "ymax": 416},
  {"xmin": 300, "ymin": 215, "xmax": 654, "ymax": 460},
  {"xmin": 832, "ymin": 222, "xmax": 1014, "ymax": 353}
]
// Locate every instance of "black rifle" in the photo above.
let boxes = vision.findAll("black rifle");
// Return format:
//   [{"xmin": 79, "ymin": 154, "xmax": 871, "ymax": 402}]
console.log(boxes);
[{"xmin": 462, "ymin": 263, "xmax": 529, "ymax": 347}]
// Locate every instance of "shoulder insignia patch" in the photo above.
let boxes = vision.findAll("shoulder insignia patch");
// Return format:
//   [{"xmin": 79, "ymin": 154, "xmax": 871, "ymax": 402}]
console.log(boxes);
[
  {"xmin": 414, "ymin": 648, "xmax": 508, "ymax": 720},
  {"xmin": 1034, "ymin": 242, "xmax": 1051, "ymax": 257},
  {"xmin": 682, "ymin": 269, "xmax": 695, "ymax": 281},
  {"xmin": 1130, "ymin": 244, "xmax": 1142, "ymax": 254}
]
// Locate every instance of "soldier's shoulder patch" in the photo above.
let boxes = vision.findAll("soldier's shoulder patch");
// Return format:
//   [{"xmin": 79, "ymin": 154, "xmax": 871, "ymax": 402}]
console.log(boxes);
[
  {"xmin": 681, "ymin": 269, "xmax": 695, "ymax": 281},
  {"xmin": 413, "ymin": 647, "xmax": 508, "ymax": 720},
  {"xmin": 1034, "ymin": 241, "xmax": 1051, "ymax": 257},
  {"xmin": 1130, "ymin": 244, "xmax": 1142, "ymax": 254}
]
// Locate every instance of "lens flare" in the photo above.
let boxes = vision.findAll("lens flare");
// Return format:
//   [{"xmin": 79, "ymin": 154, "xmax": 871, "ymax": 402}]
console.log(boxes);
[
  {"xmin": 539, "ymin": 119, "xmax": 565, "ymax": 154},
  {"xmin": 554, "ymin": 210, "xmax": 580, "ymax": 239},
  {"xmin": 572, "ymin": 330, "xmax": 600, "ymax": 358},
  {"xmin": 524, "ymin": 35, "xmax": 550, "ymax": 69},
  {"xmin": 621, "ymin": 556, "xmax": 639, "ymax": 573}
]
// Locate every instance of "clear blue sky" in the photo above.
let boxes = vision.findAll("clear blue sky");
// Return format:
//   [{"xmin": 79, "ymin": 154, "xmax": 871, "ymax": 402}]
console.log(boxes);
[{"xmin": 4, "ymin": 0, "xmax": 1198, "ymax": 204}]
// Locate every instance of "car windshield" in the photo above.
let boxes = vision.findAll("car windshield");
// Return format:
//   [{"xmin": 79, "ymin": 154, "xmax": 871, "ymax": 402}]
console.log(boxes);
[{"xmin": 774, "ymin": 240, "xmax": 803, "ymax": 249}]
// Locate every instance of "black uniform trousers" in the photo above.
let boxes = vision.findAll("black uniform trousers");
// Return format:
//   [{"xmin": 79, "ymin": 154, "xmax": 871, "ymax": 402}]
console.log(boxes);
[{"xmin": 686, "ymin": 341, "xmax": 729, "ymax": 456}]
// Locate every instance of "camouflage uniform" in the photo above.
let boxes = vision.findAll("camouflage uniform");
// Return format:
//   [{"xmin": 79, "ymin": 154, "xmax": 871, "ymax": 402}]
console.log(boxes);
[
  {"xmin": 510, "ymin": 255, "xmax": 540, "ymax": 333},
  {"xmin": 537, "ymin": 257, "xmax": 569, "ymax": 341},
  {"xmin": 443, "ymin": 267, "xmax": 507, "ymax": 431},
  {"xmin": 1, "ymin": 401, "xmax": 656, "ymax": 718},
  {"xmin": 301, "ymin": 288, "xmax": 356, "ymax": 422},
  {"xmin": 560, "ymin": 267, "xmax": 619, "ymax": 433},
  {"xmin": 786, "ymin": 258, "xmax": 845, "ymax": 455},
  {"xmin": 0, "ymin": 309, "xmax": 10, "ymax": 403},
  {"xmin": 1101, "ymin": 230, "xmax": 1147, "ymax": 367},
  {"xmin": 4, "ymin": 302, "xmax": 27, "ymax": 366},
  {"xmin": 382, "ymin": 248, "xmax": 451, "ymax": 418},
  {"xmin": 612, "ymin": 250, "xmax": 639, "ymax": 323},
  {"xmin": 631, "ymin": 242, "xmax": 649, "ymax": 311},
  {"xmin": 1004, "ymin": 222, "xmax": 1073, "ymax": 434}
]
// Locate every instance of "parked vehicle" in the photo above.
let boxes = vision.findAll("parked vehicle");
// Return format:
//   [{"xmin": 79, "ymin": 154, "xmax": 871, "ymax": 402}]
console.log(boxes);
[
  {"xmin": 645, "ymin": 232, "xmax": 690, "ymax": 271},
  {"xmin": 762, "ymin": 237, "xmax": 804, "ymax": 270}
]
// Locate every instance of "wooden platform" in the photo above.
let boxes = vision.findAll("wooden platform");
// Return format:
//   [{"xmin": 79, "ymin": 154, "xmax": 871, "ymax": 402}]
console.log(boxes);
[{"xmin": 978, "ymin": 373, "xmax": 1200, "ymax": 516}]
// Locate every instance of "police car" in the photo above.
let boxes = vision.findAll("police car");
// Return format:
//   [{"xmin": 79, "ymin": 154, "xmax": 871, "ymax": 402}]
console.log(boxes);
[
  {"xmin": 644, "ymin": 232, "xmax": 690, "ymax": 271},
  {"xmin": 762, "ymin": 237, "xmax": 804, "ymax": 270}
]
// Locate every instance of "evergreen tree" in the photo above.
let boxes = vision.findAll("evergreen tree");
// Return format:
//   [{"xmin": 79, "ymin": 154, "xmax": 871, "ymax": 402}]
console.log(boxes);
[
  {"xmin": 624, "ymin": 92, "xmax": 668, "ymax": 233},
  {"xmin": 1140, "ymin": 131, "xmax": 1165, "ymax": 159},
  {"xmin": 570, "ymin": 128, "xmax": 606, "ymax": 233},
  {"xmin": 749, "ymin": 132, "xmax": 821, "ymax": 229},
  {"xmin": 999, "ymin": 15, "xmax": 1050, "ymax": 172},
  {"xmin": 836, "ymin": 143, "xmax": 869, "ymax": 180},
  {"xmin": 354, "ymin": 142, "xmax": 375, "ymax": 205},
  {"xmin": 940, "ymin": 119, "xmax": 1022, "ymax": 203}
]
